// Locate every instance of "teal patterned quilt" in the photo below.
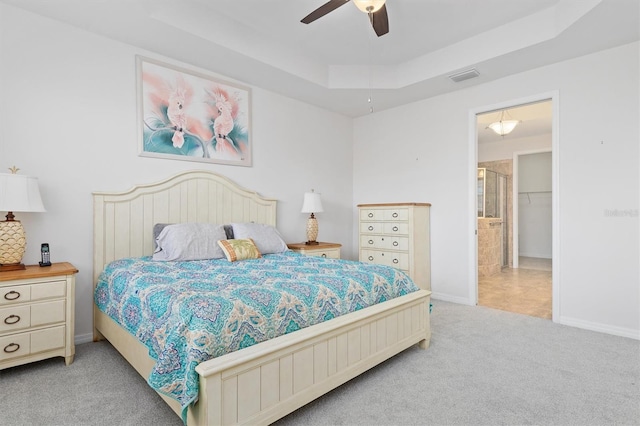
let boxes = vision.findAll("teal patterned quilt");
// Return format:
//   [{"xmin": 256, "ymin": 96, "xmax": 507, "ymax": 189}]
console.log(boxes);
[{"xmin": 94, "ymin": 251, "xmax": 419, "ymax": 421}]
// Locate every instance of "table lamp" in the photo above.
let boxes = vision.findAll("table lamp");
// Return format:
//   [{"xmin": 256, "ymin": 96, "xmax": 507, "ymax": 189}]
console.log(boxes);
[
  {"xmin": 301, "ymin": 189, "xmax": 323, "ymax": 245},
  {"xmin": 0, "ymin": 167, "xmax": 46, "ymax": 271}
]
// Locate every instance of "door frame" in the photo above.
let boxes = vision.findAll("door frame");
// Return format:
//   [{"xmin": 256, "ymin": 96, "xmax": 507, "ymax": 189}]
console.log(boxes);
[{"xmin": 468, "ymin": 91, "xmax": 560, "ymax": 321}]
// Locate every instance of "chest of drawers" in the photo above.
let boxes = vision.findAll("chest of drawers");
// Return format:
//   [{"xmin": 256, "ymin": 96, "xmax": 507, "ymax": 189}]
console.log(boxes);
[
  {"xmin": 0, "ymin": 263, "xmax": 77, "ymax": 369},
  {"xmin": 358, "ymin": 203, "xmax": 431, "ymax": 290}
]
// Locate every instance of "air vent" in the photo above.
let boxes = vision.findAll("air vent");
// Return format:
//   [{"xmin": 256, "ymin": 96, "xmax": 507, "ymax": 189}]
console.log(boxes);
[{"xmin": 449, "ymin": 68, "xmax": 480, "ymax": 83}]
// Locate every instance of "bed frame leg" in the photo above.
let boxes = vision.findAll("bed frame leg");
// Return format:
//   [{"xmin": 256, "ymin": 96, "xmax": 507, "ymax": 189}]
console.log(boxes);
[
  {"xmin": 418, "ymin": 338, "xmax": 430, "ymax": 350},
  {"xmin": 93, "ymin": 328, "xmax": 104, "ymax": 342}
]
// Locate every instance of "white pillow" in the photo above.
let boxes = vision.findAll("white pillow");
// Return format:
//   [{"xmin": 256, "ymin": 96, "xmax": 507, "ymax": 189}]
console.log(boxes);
[
  {"xmin": 230, "ymin": 222, "xmax": 288, "ymax": 254},
  {"xmin": 153, "ymin": 223, "xmax": 227, "ymax": 261}
]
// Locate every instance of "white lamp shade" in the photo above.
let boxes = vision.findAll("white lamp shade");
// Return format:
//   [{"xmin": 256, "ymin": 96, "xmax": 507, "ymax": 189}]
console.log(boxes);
[
  {"xmin": 0, "ymin": 173, "xmax": 46, "ymax": 213},
  {"xmin": 301, "ymin": 191, "xmax": 323, "ymax": 214},
  {"xmin": 353, "ymin": 0, "xmax": 386, "ymax": 13}
]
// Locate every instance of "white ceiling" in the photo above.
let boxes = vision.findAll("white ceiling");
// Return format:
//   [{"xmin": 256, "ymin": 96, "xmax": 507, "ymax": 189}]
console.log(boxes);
[{"xmin": 2, "ymin": 0, "xmax": 638, "ymax": 136}]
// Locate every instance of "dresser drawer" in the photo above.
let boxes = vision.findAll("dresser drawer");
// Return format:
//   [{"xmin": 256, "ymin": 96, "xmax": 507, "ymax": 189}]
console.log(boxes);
[
  {"xmin": 0, "ymin": 326, "xmax": 65, "ymax": 361},
  {"xmin": 360, "ymin": 208, "xmax": 408, "ymax": 221},
  {"xmin": 0, "ymin": 300, "xmax": 65, "ymax": 333},
  {"xmin": 361, "ymin": 235, "xmax": 409, "ymax": 251},
  {"xmin": 360, "ymin": 222, "xmax": 409, "ymax": 235},
  {"xmin": 361, "ymin": 222, "xmax": 383, "ymax": 234},
  {"xmin": 383, "ymin": 223, "xmax": 409, "ymax": 235},
  {"xmin": 1, "ymin": 280, "xmax": 65, "ymax": 307},
  {"xmin": 360, "ymin": 249, "xmax": 409, "ymax": 270}
]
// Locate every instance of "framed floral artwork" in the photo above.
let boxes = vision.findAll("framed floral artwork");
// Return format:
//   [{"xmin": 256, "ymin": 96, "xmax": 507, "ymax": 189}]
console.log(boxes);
[{"xmin": 137, "ymin": 56, "xmax": 251, "ymax": 166}]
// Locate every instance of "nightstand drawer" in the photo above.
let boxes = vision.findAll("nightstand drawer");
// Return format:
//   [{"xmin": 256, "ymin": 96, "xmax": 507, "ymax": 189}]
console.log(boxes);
[
  {"xmin": 0, "ymin": 333, "xmax": 30, "ymax": 361},
  {"xmin": 31, "ymin": 281, "xmax": 66, "ymax": 301},
  {"xmin": 0, "ymin": 326, "xmax": 65, "ymax": 361},
  {"xmin": 0, "ymin": 305, "xmax": 31, "ymax": 332},
  {"xmin": 306, "ymin": 249, "xmax": 340, "ymax": 259},
  {"xmin": 0, "ymin": 300, "xmax": 65, "ymax": 332},
  {"xmin": 0, "ymin": 280, "xmax": 65, "ymax": 307},
  {"xmin": 1, "ymin": 286, "xmax": 31, "ymax": 306},
  {"xmin": 31, "ymin": 326, "xmax": 65, "ymax": 354},
  {"xmin": 287, "ymin": 242, "xmax": 342, "ymax": 259}
]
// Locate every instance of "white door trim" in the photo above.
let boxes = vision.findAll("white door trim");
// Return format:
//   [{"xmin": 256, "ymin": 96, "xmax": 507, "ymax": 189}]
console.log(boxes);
[{"xmin": 468, "ymin": 91, "xmax": 560, "ymax": 322}]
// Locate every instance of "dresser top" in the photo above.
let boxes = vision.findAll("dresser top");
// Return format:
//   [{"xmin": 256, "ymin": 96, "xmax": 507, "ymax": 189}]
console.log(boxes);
[
  {"xmin": 0, "ymin": 262, "xmax": 78, "ymax": 282},
  {"xmin": 357, "ymin": 203, "xmax": 431, "ymax": 207}
]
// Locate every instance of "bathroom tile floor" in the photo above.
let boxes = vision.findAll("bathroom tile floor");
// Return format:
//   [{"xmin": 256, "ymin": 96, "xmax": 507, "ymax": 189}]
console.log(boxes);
[{"xmin": 478, "ymin": 257, "xmax": 552, "ymax": 319}]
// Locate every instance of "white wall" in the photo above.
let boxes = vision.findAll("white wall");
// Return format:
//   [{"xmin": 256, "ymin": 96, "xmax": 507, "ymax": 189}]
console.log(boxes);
[
  {"xmin": 479, "ymin": 133, "xmax": 552, "ymax": 162},
  {"xmin": 519, "ymin": 152, "xmax": 553, "ymax": 258},
  {"xmin": 354, "ymin": 42, "xmax": 640, "ymax": 339},
  {"xmin": 0, "ymin": 5, "xmax": 354, "ymax": 342}
]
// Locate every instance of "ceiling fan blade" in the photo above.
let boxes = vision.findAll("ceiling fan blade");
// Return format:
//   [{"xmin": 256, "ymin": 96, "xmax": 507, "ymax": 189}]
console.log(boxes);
[
  {"xmin": 301, "ymin": 0, "xmax": 350, "ymax": 24},
  {"xmin": 371, "ymin": 4, "xmax": 389, "ymax": 37}
]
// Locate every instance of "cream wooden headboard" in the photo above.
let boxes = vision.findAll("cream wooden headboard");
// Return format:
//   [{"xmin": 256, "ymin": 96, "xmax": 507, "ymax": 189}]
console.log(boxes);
[{"xmin": 93, "ymin": 170, "xmax": 277, "ymax": 283}]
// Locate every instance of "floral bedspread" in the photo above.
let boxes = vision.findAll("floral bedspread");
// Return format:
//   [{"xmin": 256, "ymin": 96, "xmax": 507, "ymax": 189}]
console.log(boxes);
[{"xmin": 94, "ymin": 251, "xmax": 419, "ymax": 421}]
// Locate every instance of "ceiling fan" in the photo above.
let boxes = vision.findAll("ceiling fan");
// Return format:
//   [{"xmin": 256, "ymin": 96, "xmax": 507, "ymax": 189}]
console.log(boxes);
[{"xmin": 301, "ymin": 0, "xmax": 389, "ymax": 37}]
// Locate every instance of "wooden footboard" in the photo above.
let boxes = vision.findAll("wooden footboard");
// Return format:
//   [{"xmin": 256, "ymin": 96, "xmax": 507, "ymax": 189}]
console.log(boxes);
[{"xmin": 95, "ymin": 289, "xmax": 430, "ymax": 426}]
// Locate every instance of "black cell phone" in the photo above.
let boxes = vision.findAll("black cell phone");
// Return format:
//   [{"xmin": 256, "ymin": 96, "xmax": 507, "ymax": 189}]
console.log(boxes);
[{"xmin": 39, "ymin": 243, "xmax": 52, "ymax": 267}]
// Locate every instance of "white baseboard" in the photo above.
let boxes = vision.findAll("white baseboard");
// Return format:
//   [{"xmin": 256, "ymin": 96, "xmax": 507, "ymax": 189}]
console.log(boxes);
[
  {"xmin": 519, "ymin": 253, "xmax": 552, "ymax": 259},
  {"xmin": 75, "ymin": 332, "xmax": 94, "ymax": 345},
  {"xmin": 557, "ymin": 316, "xmax": 640, "ymax": 340},
  {"xmin": 431, "ymin": 292, "xmax": 474, "ymax": 306}
]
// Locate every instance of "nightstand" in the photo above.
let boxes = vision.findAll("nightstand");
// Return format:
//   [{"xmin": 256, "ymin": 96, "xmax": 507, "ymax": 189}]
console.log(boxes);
[
  {"xmin": 287, "ymin": 242, "xmax": 342, "ymax": 259},
  {"xmin": 0, "ymin": 262, "xmax": 77, "ymax": 369}
]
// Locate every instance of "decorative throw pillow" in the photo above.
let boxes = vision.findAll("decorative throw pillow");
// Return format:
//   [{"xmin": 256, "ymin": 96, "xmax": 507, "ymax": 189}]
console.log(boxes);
[
  {"xmin": 230, "ymin": 222, "xmax": 288, "ymax": 254},
  {"xmin": 218, "ymin": 238, "xmax": 262, "ymax": 262},
  {"xmin": 153, "ymin": 223, "xmax": 227, "ymax": 261}
]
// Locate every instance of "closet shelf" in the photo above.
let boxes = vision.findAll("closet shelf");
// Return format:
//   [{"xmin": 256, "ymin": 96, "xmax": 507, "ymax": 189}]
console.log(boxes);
[{"xmin": 518, "ymin": 191, "xmax": 551, "ymax": 204}]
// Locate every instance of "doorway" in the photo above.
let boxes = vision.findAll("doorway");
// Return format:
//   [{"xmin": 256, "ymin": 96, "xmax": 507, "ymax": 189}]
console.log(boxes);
[{"xmin": 473, "ymin": 98, "xmax": 556, "ymax": 320}]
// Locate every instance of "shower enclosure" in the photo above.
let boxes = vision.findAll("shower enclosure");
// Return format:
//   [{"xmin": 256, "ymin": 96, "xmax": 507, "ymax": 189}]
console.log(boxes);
[{"xmin": 478, "ymin": 168, "xmax": 508, "ymax": 268}]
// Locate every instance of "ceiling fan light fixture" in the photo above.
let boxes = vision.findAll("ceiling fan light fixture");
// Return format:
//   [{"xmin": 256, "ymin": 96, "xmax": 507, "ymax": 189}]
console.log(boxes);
[
  {"xmin": 486, "ymin": 110, "xmax": 521, "ymax": 136},
  {"xmin": 353, "ymin": 0, "xmax": 386, "ymax": 14}
]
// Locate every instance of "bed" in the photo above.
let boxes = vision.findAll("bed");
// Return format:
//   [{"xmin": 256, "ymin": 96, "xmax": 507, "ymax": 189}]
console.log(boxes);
[{"xmin": 93, "ymin": 170, "xmax": 431, "ymax": 426}]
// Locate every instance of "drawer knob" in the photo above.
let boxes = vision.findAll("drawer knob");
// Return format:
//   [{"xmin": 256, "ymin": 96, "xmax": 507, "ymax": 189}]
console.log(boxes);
[
  {"xmin": 393, "ymin": 258, "xmax": 399, "ymax": 264},
  {"xmin": 393, "ymin": 241, "xmax": 399, "ymax": 247},
  {"xmin": 368, "ymin": 256, "xmax": 374, "ymax": 261},
  {"xmin": 321, "ymin": 253, "xmax": 327, "ymax": 258},
  {"xmin": 4, "ymin": 291, "xmax": 20, "ymax": 301},
  {"xmin": 368, "ymin": 212, "xmax": 373, "ymax": 218},
  {"xmin": 4, "ymin": 314, "xmax": 20, "ymax": 325},
  {"xmin": 368, "ymin": 226, "xmax": 374, "ymax": 231},
  {"xmin": 392, "ymin": 212, "xmax": 398, "ymax": 218},
  {"xmin": 368, "ymin": 239, "xmax": 374, "ymax": 245},
  {"xmin": 3, "ymin": 343, "xmax": 20, "ymax": 353},
  {"xmin": 392, "ymin": 226, "xmax": 399, "ymax": 232}
]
